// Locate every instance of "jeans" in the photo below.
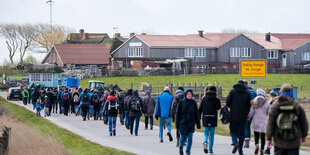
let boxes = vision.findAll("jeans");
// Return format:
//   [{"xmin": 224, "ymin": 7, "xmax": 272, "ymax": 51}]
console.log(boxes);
[
  {"xmin": 108, "ymin": 116, "xmax": 117, "ymax": 133},
  {"xmin": 74, "ymin": 105, "xmax": 79, "ymax": 114},
  {"xmin": 124, "ymin": 110, "xmax": 129, "ymax": 126},
  {"xmin": 28, "ymin": 96, "xmax": 31, "ymax": 104},
  {"xmin": 36, "ymin": 108, "xmax": 41, "ymax": 117},
  {"xmin": 93, "ymin": 105, "xmax": 100, "ymax": 120},
  {"xmin": 254, "ymin": 131, "xmax": 265, "ymax": 150},
  {"xmin": 230, "ymin": 121, "xmax": 246, "ymax": 154},
  {"xmin": 145, "ymin": 115, "xmax": 153, "ymax": 128},
  {"xmin": 274, "ymin": 147, "xmax": 299, "ymax": 155},
  {"xmin": 129, "ymin": 115, "xmax": 140, "ymax": 135},
  {"xmin": 179, "ymin": 132, "xmax": 193, "ymax": 154},
  {"xmin": 52, "ymin": 102, "xmax": 58, "ymax": 113},
  {"xmin": 204, "ymin": 126, "xmax": 215, "ymax": 151},
  {"xmin": 244, "ymin": 119, "xmax": 252, "ymax": 140},
  {"xmin": 159, "ymin": 117, "xmax": 172, "ymax": 141}
]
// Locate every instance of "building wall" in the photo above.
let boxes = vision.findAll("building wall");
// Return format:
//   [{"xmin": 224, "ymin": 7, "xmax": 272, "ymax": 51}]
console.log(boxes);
[
  {"xmin": 294, "ymin": 42, "xmax": 310, "ymax": 65},
  {"xmin": 112, "ymin": 37, "xmax": 150, "ymax": 58},
  {"xmin": 29, "ymin": 73, "xmax": 60, "ymax": 88},
  {"xmin": 42, "ymin": 48, "xmax": 63, "ymax": 66}
]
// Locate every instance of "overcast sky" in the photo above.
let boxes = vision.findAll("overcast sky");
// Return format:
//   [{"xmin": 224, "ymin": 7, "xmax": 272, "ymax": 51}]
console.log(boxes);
[{"xmin": 0, "ymin": 0, "xmax": 310, "ymax": 64}]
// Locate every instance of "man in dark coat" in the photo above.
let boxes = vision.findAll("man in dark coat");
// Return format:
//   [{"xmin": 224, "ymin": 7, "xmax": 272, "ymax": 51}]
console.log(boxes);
[
  {"xmin": 226, "ymin": 80, "xmax": 251, "ymax": 155},
  {"xmin": 127, "ymin": 90, "xmax": 142, "ymax": 136},
  {"xmin": 124, "ymin": 89, "xmax": 133, "ymax": 129},
  {"xmin": 170, "ymin": 87, "xmax": 184, "ymax": 146},
  {"xmin": 143, "ymin": 90, "xmax": 156, "ymax": 130}
]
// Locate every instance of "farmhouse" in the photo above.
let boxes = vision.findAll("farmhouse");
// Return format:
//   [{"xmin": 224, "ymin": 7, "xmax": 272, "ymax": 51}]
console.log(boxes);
[{"xmin": 111, "ymin": 31, "xmax": 310, "ymax": 69}]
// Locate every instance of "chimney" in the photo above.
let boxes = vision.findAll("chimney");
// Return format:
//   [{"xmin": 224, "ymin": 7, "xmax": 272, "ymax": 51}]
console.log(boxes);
[
  {"xmin": 198, "ymin": 30, "xmax": 204, "ymax": 37},
  {"xmin": 79, "ymin": 29, "xmax": 84, "ymax": 35},
  {"xmin": 265, "ymin": 32, "xmax": 271, "ymax": 42},
  {"xmin": 115, "ymin": 33, "xmax": 121, "ymax": 38},
  {"xmin": 130, "ymin": 33, "xmax": 135, "ymax": 38},
  {"xmin": 81, "ymin": 33, "xmax": 89, "ymax": 40},
  {"xmin": 141, "ymin": 33, "xmax": 146, "ymax": 35}
]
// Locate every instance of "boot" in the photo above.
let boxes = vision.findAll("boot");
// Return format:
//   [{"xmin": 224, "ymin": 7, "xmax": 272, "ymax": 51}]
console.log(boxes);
[
  {"xmin": 254, "ymin": 144, "xmax": 259, "ymax": 155},
  {"xmin": 176, "ymin": 137, "xmax": 180, "ymax": 147},
  {"xmin": 260, "ymin": 149, "xmax": 264, "ymax": 155},
  {"xmin": 167, "ymin": 132, "xmax": 173, "ymax": 142},
  {"xmin": 113, "ymin": 130, "xmax": 116, "ymax": 136},
  {"xmin": 244, "ymin": 139, "xmax": 250, "ymax": 148}
]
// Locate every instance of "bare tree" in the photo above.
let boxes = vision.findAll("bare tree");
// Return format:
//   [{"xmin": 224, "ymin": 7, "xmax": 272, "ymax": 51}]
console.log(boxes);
[
  {"xmin": 222, "ymin": 28, "xmax": 259, "ymax": 34},
  {"xmin": 17, "ymin": 24, "xmax": 39, "ymax": 64},
  {"xmin": 34, "ymin": 23, "xmax": 73, "ymax": 53},
  {"xmin": 0, "ymin": 24, "xmax": 19, "ymax": 65}
]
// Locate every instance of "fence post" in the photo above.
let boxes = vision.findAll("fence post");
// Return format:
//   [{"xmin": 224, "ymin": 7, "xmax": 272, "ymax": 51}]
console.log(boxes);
[
  {"xmin": 131, "ymin": 82, "xmax": 133, "ymax": 89},
  {"xmin": 199, "ymin": 90, "xmax": 201, "ymax": 103},
  {"xmin": 195, "ymin": 82, "xmax": 197, "ymax": 91}
]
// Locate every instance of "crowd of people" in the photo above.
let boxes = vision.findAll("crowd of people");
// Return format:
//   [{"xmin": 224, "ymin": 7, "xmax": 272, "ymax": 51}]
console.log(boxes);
[{"xmin": 20, "ymin": 81, "xmax": 308, "ymax": 155}]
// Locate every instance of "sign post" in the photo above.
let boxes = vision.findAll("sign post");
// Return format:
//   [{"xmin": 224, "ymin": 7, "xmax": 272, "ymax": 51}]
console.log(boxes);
[{"xmin": 240, "ymin": 60, "xmax": 267, "ymax": 88}]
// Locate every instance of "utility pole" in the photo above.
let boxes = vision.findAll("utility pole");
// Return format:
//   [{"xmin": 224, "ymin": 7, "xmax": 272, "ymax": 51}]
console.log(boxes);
[{"xmin": 46, "ymin": 0, "xmax": 53, "ymax": 47}]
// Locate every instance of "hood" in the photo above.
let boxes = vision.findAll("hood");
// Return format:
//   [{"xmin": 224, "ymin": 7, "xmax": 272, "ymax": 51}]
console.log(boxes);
[
  {"xmin": 184, "ymin": 89, "xmax": 193, "ymax": 100},
  {"xmin": 108, "ymin": 95, "xmax": 116, "ymax": 100},
  {"xmin": 175, "ymin": 90, "xmax": 184, "ymax": 100},
  {"xmin": 251, "ymin": 96, "xmax": 267, "ymax": 109},
  {"xmin": 233, "ymin": 83, "xmax": 247, "ymax": 93},
  {"xmin": 145, "ymin": 90, "xmax": 151, "ymax": 96},
  {"xmin": 133, "ymin": 90, "xmax": 139, "ymax": 97},
  {"xmin": 205, "ymin": 92, "xmax": 217, "ymax": 99},
  {"xmin": 276, "ymin": 94, "xmax": 295, "ymax": 106}
]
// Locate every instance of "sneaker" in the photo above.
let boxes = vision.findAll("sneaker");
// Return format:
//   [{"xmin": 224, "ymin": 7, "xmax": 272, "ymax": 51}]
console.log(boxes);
[
  {"xmin": 244, "ymin": 140, "xmax": 250, "ymax": 148},
  {"xmin": 135, "ymin": 133, "xmax": 138, "ymax": 136},
  {"xmin": 145, "ymin": 127, "xmax": 148, "ymax": 130},
  {"xmin": 232, "ymin": 143, "xmax": 239, "ymax": 154},
  {"xmin": 160, "ymin": 140, "xmax": 163, "ymax": 143},
  {"xmin": 203, "ymin": 142, "xmax": 208, "ymax": 153},
  {"xmin": 209, "ymin": 150, "xmax": 214, "ymax": 155},
  {"xmin": 260, "ymin": 150, "xmax": 264, "ymax": 155},
  {"xmin": 167, "ymin": 133, "xmax": 173, "ymax": 142},
  {"xmin": 150, "ymin": 126, "xmax": 153, "ymax": 130},
  {"xmin": 254, "ymin": 144, "xmax": 259, "ymax": 155},
  {"xmin": 109, "ymin": 133, "xmax": 112, "ymax": 136},
  {"xmin": 113, "ymin": 130, "xmax": 116, "ymax": 136},
  {"xmin": 179, "ymin": 149, "xmax": 184, "ymax": 155},
  {"xmin": 264, "ymin": 148, "xmax": 270, "ymax": 154}
]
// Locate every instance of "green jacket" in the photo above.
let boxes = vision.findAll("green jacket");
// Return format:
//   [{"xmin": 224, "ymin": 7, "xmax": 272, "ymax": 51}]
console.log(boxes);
[
  {"xmin": 266, "ymin": 95, "xmax": 308, "ymax": 149},
  {"xmin": 22, "ymin": 89, "xmax": 30, "ymax": 98}
]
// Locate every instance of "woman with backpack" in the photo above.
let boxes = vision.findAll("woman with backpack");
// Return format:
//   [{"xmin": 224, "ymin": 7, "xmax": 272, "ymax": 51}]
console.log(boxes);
[
  {"xmin": 247, "ymin": 88, "xmax": 270, "ymax": 155},
  {"xmin": 128, "ymin": 90, "xmax": 143, "ymax": 136},
  {"xmin": 103, "ymin": 90, "xmax": 119, "ymax": 136},
  {"xmin": 176, "ymin": 89, "xmax": 201, "ymax": 155},
  {"xmin": 143, "ymin": 90, "xmax": 156, "ymax": 130},
  {"xmin": 199, "ymin": 85, "xmax": 221, "ymax": 154},
  {"xmin": 72, "ymin": 88, "xmax": 80, "ymax": 116}
]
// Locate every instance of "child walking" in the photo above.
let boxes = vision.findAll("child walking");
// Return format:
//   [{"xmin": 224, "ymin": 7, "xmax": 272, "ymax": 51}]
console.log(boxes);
[
  {"xmin": 43, "ymin": 95, "xmax": 51, "ymax": 117},
  {"xmin": 199, "ymin": 85, "xmax": 221, "ymax": 154},
  {"xmin": 33, "ymin": 99, "xmax": 42, "ymax": 117}
]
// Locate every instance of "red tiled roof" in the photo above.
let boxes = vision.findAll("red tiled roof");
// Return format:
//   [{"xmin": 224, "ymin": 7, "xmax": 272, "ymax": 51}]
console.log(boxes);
[{"xmin": 54, "ymin": 44, "xmax": 110, "ymax": 65}]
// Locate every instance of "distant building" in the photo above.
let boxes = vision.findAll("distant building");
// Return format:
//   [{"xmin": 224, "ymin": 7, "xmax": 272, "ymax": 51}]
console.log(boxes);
[
  {"xmin": 28, "ymin": 64, "xmax": 63, "ymax": 88},
  {"xmin": 62, "ymin": 29, "xmax": 110, "ymax": 44},
  {"xmin": 111, "ymin": 31, "xmax": 310, "ymax": 69}
]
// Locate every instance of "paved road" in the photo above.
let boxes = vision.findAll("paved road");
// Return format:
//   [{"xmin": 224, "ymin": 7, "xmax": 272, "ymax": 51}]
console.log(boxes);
[{"xmin": 1, "ymin": 92, "xmax": 308, "ymax": 155}]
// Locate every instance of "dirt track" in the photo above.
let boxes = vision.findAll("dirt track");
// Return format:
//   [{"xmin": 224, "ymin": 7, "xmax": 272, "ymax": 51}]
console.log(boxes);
[{"xmin": 0, "ymin": 104, "xmax": 69, "ymax": 155}]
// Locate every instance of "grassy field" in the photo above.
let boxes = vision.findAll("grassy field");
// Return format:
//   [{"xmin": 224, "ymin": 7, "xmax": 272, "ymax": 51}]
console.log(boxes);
[
  {"xmin": 0, "ymin": 97, "xmax": 134, "ymax": 155},
  {"xmin": 80, "ymin": 74, "xmax": 310, "ymax": 98}
]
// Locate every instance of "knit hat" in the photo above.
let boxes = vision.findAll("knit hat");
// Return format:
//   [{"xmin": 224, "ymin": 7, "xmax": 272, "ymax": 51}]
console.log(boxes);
[
  {"xmin": 177, "ymin": 86, "xmax": 184, "ymax": 91},
  {"xmin": 256, "ymin": 88, "xmax": 265, "ymax": 97},
  {"xmin": 238, "ymin": 80, "xmax": 245, "ymax": 85},
  {"xmin": 270, "ymin": 90, "xmax": 278, "ymax": 97},
  {"xmin": 44, "ymin": 95, "xmax": 48, "ymax": 98},
  {"xmin": 208, "ymin": 85, "xmax": 217, "ymax": 93}
]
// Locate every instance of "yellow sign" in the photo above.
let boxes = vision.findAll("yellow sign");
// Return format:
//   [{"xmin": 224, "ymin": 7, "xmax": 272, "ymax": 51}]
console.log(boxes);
[{"xmin": 240, "ymin": 60, "xmax": 267, "ymax": 78}]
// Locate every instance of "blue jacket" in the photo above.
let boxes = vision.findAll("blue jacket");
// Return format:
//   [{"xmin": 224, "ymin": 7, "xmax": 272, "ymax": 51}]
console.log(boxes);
[
  {"xmin": 33, "ymin": 102, "xmax": 42, "ymax": 110},
  {"xmin": 155, "ymin": 91, "xmax": 174, "ymax": 118},
  {"xmin": 79, "ymin": 92, "xmax": 91, "ymax": 105},
  {"xmin": 247, "ymin": 87, "xmax": 257, "ymax": 100}
]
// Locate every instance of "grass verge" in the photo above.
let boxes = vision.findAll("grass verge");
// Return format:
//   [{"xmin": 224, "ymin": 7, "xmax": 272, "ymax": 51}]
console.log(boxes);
[{"xmin": 0, "ymin": 97, "xmax": 134, "ymax": 155}]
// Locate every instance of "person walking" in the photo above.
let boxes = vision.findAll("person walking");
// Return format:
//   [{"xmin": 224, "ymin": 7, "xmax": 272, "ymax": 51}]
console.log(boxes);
[
  {"xmin": 124, "ymin": 89, "xmax": 133, "ymax": 129},
  {"xmin": 43, "ymin": 95, "xmax": 51, "ymax": 117},
  {"xmin": 57, "ymin": 87, "xmax": 64, "ymax": 114},
  {"xmin": 127, "ymin": 90, "xmax": 142, "ymax": 136},
  {"xmin": 266, "ymin": 84, "xmax": 308, "ymax": 155},
  {"xmin": 52, "ymin": 87, "xmax": 58, "ymax": 113},
  {"xmin": 62, "ymin": 88, "xmax": 72, "ymax": 116},
  {"xmin": 117, "ymin": 90, "xmax": 126, "ymax": 125},
  {"xmin": 176, "ymin": 89, "xmax": 201, "ymax": 155},
  {"xmin": 199, "ymin": 85, "xmax": 221, "ymax": 154},
  {"xmin": 31, "ymin": 87, "xmax": 40, "ymax": 108},
  {"xmin": 33, "ymin": 99, "xmax": 43, "ymax": 117},
  {"xmin": 72, "ymin": 88, "xmax": 80, "ymax": 116},
  {"xmin": 103, "ymin": 90, "xmax": 119, "ymax": 136},
  {"xmin": 243, "ymin": 80, "xmax": 257, "ymax": 148},
  {"xmin": 91, "ymin": 89, "xmax": 102, "ymax": 120},
  {"xmin": 155, "ymin": 86, "xmax": 174, "ymax": 143},
  {"xmin": 171, "ymin": 86, "xmax": 185, "ymax": 147},
  {"xmin": 27, "ymin": 86, "xmax": 32, "ymax": 104},
  {"xmin": 79, "ymin": 88, "xmax": 91, "ymax": 121},
  {"xmin": 247, "ymin": 88, "xmax": 270, "ymax": 155},
  {"xmin": 22, "ymin": 87, "xmax": 30, "ymax": 105},
  {"xmin": 143, "ymin": 90, "xmax": 156, "ymax": 130},
  {"xmin": 46, "ymin": 88, "xmax": 54, "ymax": 115},
  {"xmin": 226, "ymin": 80, "xmax": 251, "ymax": 155}
]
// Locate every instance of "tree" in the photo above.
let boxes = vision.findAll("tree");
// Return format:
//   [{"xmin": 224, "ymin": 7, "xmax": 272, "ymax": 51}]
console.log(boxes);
[
  {"xmin": 222, "ymin": 28, "xmax": 259, "ymax": 34},
  {"xmin": 34, "ymin": 24, "xmax": 73, "ymax": 53},
  {"xmin": 17, "ymin": 24, "xmax": 39, "ymax": 64},
  {"xmin": 0, "ymin": 24, "xmax": 19, "ymax": 65},
  {"xmin": 110, "ymin": 38, "xmax": 124, "ymax": 53},
  {"xmin": 23, "ymin": 55, "xmax": 40, "ymax": 65}
]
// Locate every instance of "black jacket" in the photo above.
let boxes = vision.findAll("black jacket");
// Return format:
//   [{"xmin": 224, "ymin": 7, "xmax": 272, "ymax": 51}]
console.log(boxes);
[
  {"xmin": 226, "ymin": 83, "xmax": 251, "ymax": 122},
  {"xmin": 127, "ymin": 90, "xmax": 142, "ymax": 117},
  {"xmin": 175, "ymin": 89, "xmax": 201, "ymax": 134},
  {"xmin": 199, "ymin": 92, "xmax": 221, "ymax": 127},
  {"xmin": 170, "ymin": 90, "xmax": 184, "ymax": 122}
]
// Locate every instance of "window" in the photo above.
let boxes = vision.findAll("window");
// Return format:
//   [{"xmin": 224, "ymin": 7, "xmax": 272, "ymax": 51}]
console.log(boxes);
[
  {"xmin": 185, "ymin": 48, "xmax": 195, "ymax": 57},
  {"xmin": 196, "ymin": 48, "xmax": 206, "ymax": 57},
  {"xmin": 42, "ymin": 73, "xmax": 52, "ymax": 81},
  {"xmin": 185, "ymin": 48, "xmax": 205, "ymax": 57},
  {"xmin": 241, "ymin": 48, "xmax": 251, "ymax": 57},
  {"xmin": 230, "ymin": 47, "xmax": 240, "ymax": 57},
  {"xmin": 267, "ymin": 50, "xmax": 278, "ymax": 59},
  {"xmin": 302, "ymin": 52, "xmax": 310, "ymax": 61},
  {"xmin": 128, "ymin": 47, "xmax": 143, "ymax": 57},
  {"xmin": 31, "ymin": 73, "xmax": 40, "ymax": 81}
]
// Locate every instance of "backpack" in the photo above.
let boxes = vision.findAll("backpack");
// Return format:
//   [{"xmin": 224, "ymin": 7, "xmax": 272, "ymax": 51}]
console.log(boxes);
[
  {"xmin": 73, "ymin": 94, "xmax": 79, "ymax": 103},
  {"xmin": 63, "ymin": 92, "xmax": 69, "ymax": 101},
  {"xmin": 220, "ymin": 106, "xmax": 232, "ymax": 124},
  {"xmin": 82, "ymin": 93, "xmax": 88, "ymax": 102},
  {"xmin": 130, "ymin": 96, "xmax": 141, "ymax": 112},
  {"xmin": 276, "ymin": 104, "xmax": 299, "ymax": 140},
  {"xmin": 108, "ymin": 99, "xmax": 118, "ymax": 113},
  {"xmin": 92, "ymin": 93, "xmax": 100, "ymax": 104}
]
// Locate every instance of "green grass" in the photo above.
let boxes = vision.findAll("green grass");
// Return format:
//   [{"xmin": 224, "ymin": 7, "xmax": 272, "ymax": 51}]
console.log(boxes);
[
  {"xmin": 80, "ymin": 74, "xmax": 310, "ymax": 98},
  {"xmin": 0, "ymin": 97, "xmax": 134, "ymax": 155}
]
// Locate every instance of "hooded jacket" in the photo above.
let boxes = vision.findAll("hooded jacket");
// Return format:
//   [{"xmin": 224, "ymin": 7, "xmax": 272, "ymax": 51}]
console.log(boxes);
[
  {"xmin": 103, "ymin": 95, "xmax": 119, "ymax": 117},
  {"xmin": 79, "ymin": 91, "xmax": 90, "ymax": 106},
  {"xmin": 128, "ymin": 90, "xmax": 143, "ymax": 117},
  {"xmin": 175, "ymin": 89, "xmax": 201, "ymax": 134},
  {"xmin": 199, "ymin": 92, "xmax": 221, "ymax": 127},
  {"xmin": 170, "ymin": 90, "xmax": 184, "ymax": 122},
  {"xmin": 266, "ymin": 94, "xmax": 308, "ymax": 149},
  {"xmin": 226, "ymin": 83, "xmax": 251, "ymax": 121},
  {"xmin": 155, "ymin": 90, "xmax": 174, "ymax": 118},
  {"xmin": 124, "ymin": 90, "xmax": 133, "ymax": 111},
  {"xmin": 247, "ymin": 96, "xmax": 270, "ymax": 133},
  {"xmin": 143, "ymin": 90, "xmax": 156, "ymax": 117}
]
